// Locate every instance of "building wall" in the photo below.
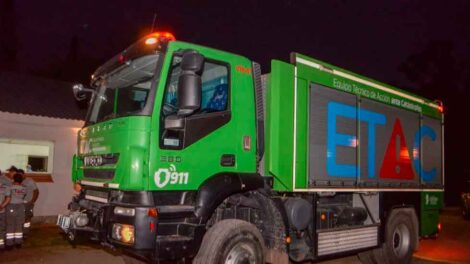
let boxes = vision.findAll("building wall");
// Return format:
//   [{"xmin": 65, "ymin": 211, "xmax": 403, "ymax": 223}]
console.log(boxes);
[{"xmin": 0, "ymin": 111, "xmax": 83, "ymax": 216}]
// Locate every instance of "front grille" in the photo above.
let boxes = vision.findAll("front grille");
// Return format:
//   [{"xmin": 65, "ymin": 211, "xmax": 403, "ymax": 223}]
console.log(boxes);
[{"xmin": 84, "ymin": 169, "xmax": 115, "ymax": 180}]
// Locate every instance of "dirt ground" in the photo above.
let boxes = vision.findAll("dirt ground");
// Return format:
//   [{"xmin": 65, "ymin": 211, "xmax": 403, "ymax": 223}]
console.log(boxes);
[
  {"xmin": 0, "ymin": 207, "xmax": 468, "ymax": 264},
  {"xmin": 414, "ymin": 207, "xmax": 470, "ymax": 263}
]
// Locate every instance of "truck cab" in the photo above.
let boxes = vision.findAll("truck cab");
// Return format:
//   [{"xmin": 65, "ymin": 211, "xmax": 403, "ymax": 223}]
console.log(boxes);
[{"xmin": 62, "ymin": 32, "xmax": 265, "ymax": 261}]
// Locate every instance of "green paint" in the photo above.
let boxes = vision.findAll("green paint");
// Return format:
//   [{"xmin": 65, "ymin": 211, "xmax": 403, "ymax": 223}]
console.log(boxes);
[
  {"xmin": 74, "ymin": 41, "xmax": 257, "ymax": 191},
  {"xmin": 295, "ymin": 77, "xmax": 309, "ymax": 189},
  {"xmin": 420, "ymin": 191, "xmax": 443, "ymax": 236},
  {"xmin": 77, "ymin": 116, "xmax": 151, "ymax": 190},
  {"xmin": 265, "ymin": 60, "xmax": 295, "ymax": 191}
]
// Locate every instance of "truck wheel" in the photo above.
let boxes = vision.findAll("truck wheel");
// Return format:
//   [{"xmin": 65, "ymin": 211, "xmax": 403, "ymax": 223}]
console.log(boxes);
[
  {"xmin": 193, "ymin": 219, "xmax": 265, "ymax": 264},
  {"xmin": 375, "ymin": 211, "xmax": 417, "ymax": 264}
]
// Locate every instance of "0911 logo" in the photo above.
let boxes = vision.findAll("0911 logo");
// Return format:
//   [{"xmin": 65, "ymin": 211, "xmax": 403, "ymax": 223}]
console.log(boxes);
[{"xmin": 154, "ymin": 164, "xmax": 189, "ymax": 188}]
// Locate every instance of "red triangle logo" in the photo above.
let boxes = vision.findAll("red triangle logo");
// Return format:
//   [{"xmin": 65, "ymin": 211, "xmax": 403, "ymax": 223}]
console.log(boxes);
[{"xmin": 379, "ymin": 119, "xmax": 415, "ymax": 179}]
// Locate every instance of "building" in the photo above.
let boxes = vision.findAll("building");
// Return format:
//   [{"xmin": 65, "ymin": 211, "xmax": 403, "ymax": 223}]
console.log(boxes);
[{"xmin": 0, "ymin": 72, "xmax": 86, "ymax": 218}]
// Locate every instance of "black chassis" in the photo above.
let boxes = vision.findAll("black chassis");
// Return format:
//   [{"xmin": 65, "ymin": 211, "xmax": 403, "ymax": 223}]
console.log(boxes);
[
  {"xmin": 67, "ymin": 173, "xmax": 269, "ymax": 262},
  {"xmin": 68, "ymin": 187, "xmax": 205, "ymax": 261}
]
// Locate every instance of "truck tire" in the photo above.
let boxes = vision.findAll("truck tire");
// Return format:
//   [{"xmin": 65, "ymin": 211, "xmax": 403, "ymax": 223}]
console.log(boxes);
[
  {"xmin": 193, "ymin": 219, "xmax": 265, "ymax": 264},
  {"xmin": 374, "ymin": 211, "xmax": 417, "ymax": 264}
]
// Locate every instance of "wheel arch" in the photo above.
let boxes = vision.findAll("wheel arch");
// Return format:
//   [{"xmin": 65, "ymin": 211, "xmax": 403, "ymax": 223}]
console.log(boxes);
[
  {"xmin": 195, "ymin": 173, "xmax": 289, "ymax": 263},
  {"xmin": 194, "ymin": 172, "xmax": 264, "ymax": 222}
]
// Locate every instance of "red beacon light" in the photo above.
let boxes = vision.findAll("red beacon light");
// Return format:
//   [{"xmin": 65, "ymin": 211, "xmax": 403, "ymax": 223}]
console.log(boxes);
[
  {"xmin": 434, "ymin": 100, "xmax": 444, "ymax": 113},
  {"xmin": 145, "ymin": 32, "xmax": 176, "ymax": 45}
]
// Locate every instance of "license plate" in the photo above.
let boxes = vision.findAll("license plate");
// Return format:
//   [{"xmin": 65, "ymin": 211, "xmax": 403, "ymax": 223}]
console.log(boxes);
[{"xmin": 57, "ymin": 214, "xmax": 71, "ymax": 231}]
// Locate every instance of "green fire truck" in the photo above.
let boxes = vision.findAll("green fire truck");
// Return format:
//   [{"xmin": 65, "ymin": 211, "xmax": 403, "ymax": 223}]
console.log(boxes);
[{"xmin": 57, "ymin": 32, "xmax": 444, "ymax": 264}]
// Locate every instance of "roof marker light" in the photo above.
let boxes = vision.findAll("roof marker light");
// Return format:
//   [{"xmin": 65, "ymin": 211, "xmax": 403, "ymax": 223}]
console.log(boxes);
[
  {"xmin": 435, "ymin": 100, "xmax": 444, "ymax": 113},
  {"xmin": 145, "ymin": 37, "xmax": 158, "ymax": 45},
  {"xmin": 145, "ymin": 32, "xmax": 176, "ymax": 46}
]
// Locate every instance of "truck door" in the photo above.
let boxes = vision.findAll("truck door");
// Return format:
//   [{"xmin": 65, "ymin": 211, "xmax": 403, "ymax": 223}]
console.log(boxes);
[{"xmin": 148, "ymin": 45, "xmax": 256, "ymax": 191}]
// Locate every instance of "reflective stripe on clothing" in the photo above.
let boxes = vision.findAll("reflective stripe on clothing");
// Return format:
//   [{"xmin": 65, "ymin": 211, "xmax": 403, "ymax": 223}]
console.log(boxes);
[
  {"xmin": 6, "ymin": 203, "xmax": 25, "ymax": 245},
  {"xmin": 24, "ymin": 222, "xmax": 31, "ymax": 228}
]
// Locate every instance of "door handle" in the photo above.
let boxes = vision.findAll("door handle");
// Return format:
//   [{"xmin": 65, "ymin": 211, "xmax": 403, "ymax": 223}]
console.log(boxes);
[{"xmin": 221, "ymin": 154, "xmax": 235, "ymax": 167}]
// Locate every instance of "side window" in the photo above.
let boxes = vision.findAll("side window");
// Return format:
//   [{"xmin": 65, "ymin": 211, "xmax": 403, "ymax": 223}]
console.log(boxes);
[
  {"xmin": 201, "ymin": 62, "xmax": 229, "ymax": 112},
  {"xmin": 161, "ymin": 55, "xmax": 231, "ymax": 149},
  {"xmin": 163, "ymin": 56, "xmax": 229, "ymax": 116}
]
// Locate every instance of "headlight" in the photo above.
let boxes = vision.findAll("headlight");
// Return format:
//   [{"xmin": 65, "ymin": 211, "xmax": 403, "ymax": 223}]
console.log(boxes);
[
  {"xmin": 74, "ymin": 213, "xmax": 89, "ymax": 227},
  {"xmin": 112, "ymin": 223, "xmax": 135, "ymax": 244},
  {"xmin": 114, "ymin": 206, "xmax": 135, "ymax": 216}
]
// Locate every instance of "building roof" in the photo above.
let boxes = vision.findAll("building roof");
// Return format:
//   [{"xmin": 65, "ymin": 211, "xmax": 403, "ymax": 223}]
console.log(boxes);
[{"xmin": 0, "ymin": 72, "xmax": 87, "ymax": 120}]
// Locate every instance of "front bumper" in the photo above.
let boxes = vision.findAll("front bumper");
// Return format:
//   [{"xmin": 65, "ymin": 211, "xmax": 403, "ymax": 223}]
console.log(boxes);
[
  {"xmin": 59, "ymin": 189, "xmax": 203, "ymax": 261},
  {"xmin": 58, "ymin": 202, "xmax": 157, "ymax": 250}
]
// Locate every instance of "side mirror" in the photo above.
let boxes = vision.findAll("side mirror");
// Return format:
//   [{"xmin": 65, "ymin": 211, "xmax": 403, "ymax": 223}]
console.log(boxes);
[
  {"xmin": 177, "ymin": 50, "xmax": 204, "ymax": 116},
  {"xmin": 164, "ymin": 50, "xmax": 204, "ymax": 131},
  {"xmin": 72, "ymin": 83, "xmax": 95, "ymax": 101}
]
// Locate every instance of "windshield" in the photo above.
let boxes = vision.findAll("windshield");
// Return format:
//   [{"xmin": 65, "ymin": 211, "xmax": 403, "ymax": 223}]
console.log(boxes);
[{"xmin": 87, "ymin": 54, "xmax": 161, "ymax": 124}]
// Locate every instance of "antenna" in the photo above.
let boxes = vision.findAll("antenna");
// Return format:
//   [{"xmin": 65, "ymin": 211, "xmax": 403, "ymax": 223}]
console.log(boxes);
[{"xmin": 150, "ymin": 13, "xmax": 157, "ymax": 33}]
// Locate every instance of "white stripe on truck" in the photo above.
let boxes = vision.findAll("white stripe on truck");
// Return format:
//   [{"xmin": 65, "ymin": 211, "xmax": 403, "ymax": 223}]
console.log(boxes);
[{"xmin": 295, "ymin": 57, "xmax": 440, "ymax": 109}]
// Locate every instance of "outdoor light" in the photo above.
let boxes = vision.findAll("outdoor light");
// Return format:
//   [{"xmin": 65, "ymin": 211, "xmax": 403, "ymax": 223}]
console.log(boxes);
[
  {"xmin": 112, "ymin": 223, "xmax": 135, "ymax": 244},
  {"xmin": 73, "ymin": 182, "xmax": 82, "ymax": 192},
  {"xmin": 145, "ymin": 37, "xmax": 158, "ymax": 45},
  {"xmin": 114, "ymin": 206, "xmax": 135, "ymax": 217},
  {"xmin": 438, "ymin": 105, "xmax": 444, "ymax": 113},
  {"xmin": 74, "ymin": 214, "xmax": 89, "ymax": 227},
  {"xmin": 148, "ymin": 208, "xmax": 158, "ymax": 217},
  {"xmin": 435, "ymin": 99, "xmax": 444, "ymax": 113},
  {"xmin": 144, "ymin": 32, "xmax": 176, "ymax": 46}
]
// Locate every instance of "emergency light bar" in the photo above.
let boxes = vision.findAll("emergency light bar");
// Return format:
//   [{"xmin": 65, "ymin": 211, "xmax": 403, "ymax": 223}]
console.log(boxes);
[{"xmin": 145, "ymin": 32, "xmax": 176, "ymax": 45}]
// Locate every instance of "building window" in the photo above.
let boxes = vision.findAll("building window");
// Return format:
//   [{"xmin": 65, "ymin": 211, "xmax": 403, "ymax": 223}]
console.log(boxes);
[
  {"xmin": 27, "ymin": 156, "xmax": 49, "ymax": 172},
  {"xmin": 0, "ymin": 138, "xmax": 54, "ymax": 181}
]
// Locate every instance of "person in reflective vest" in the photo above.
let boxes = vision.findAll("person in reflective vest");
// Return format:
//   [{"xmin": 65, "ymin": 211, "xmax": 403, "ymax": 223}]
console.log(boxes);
[
  {"xmin": 18, "ymin": 169, "xmax": 39, "ymax": 236},
  {"xmin": 6, "ymin": 174, "xmax": 26, "ymax": 247},
  {"xmin": 0, "ymin": 171, "xmax": 11, "ymax": 249}
]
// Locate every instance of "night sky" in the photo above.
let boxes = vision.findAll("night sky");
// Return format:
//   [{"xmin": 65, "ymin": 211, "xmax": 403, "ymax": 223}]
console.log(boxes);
[{"xmin": 1, "ymin": 1, "xmax": 469, "ymax": 205}]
